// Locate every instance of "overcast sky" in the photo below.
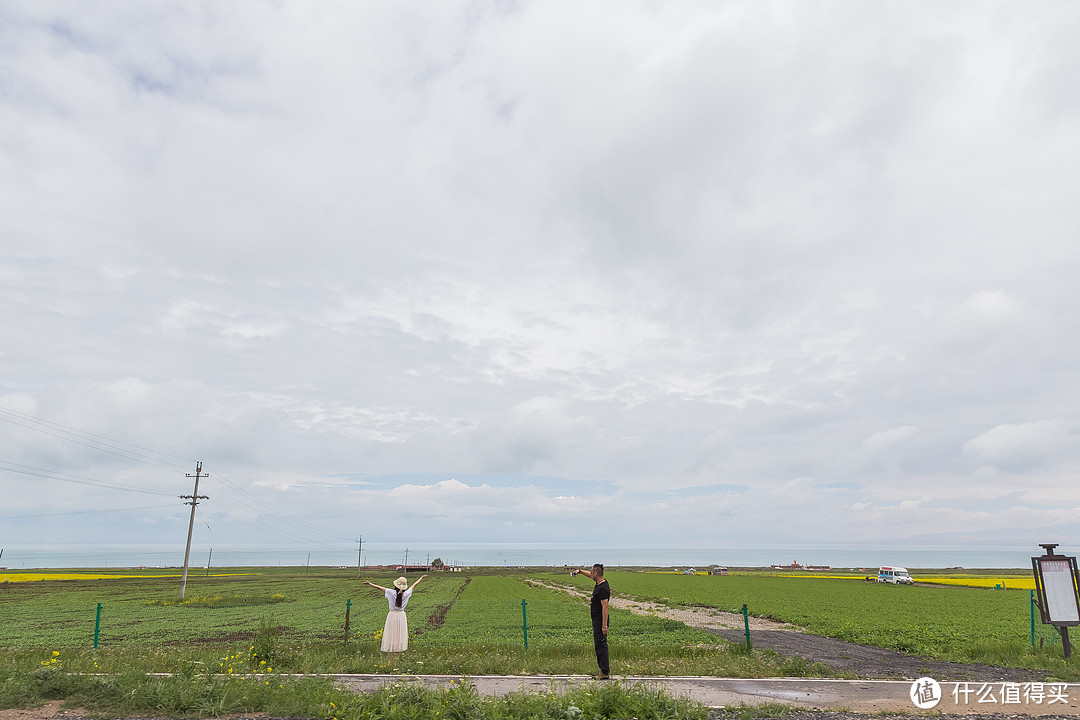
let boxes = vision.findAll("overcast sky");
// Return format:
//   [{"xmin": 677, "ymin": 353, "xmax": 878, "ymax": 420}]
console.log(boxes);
[{"xmin": 3, "ymin": 1, "xmax": 1080, "ymax": 562}]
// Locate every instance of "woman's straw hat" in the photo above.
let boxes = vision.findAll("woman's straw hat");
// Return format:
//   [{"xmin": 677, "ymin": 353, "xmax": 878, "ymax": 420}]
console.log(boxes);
[{"xmin": 393, "ymin": 577, "xmax": 408, "ymax": 590}]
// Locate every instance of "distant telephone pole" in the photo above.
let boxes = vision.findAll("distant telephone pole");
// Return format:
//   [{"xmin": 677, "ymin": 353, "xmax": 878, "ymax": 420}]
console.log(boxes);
[
  {"xmin": 356, "ymin": 537, "xmax": 363, "ymax": 579},
  {"xmin": 179, "ymin": 462, "xmax": 209, "ymax": 600}
]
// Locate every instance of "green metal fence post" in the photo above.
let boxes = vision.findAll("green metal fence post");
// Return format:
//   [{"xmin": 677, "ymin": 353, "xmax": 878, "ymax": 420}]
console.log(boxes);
[
  {"xmin": 521, "ymin": 599, "xmax": 528, "ymax": 650},
  {"xmin": 344, "ymin": 599, "xmax": 352, "ymax": 646},
  {"xmin": 742, "ymin": 603, "xmax": 751, "ymax": 650},
  {"xmin": 94, "ymin": 603, "xmax": 102, "ymax": 649},
  {"xmin": 1030, "ymin": 590, "xmax": 1035, "ymax": 647}
]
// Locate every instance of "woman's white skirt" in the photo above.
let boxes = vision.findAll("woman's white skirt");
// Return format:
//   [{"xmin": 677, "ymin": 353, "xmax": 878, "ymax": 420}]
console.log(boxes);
[{"xmin": 380, "ymin": 609, "xmax": 408, "ymax": 652}]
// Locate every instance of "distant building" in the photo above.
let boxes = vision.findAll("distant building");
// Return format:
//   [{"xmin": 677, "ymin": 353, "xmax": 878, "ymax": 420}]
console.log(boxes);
[{"xmin": 769, "ymin": 560, "xmax": 829, "ymax": 571}]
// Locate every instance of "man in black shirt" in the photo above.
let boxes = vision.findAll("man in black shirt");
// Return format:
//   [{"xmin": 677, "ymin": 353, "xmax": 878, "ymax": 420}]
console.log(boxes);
[{"xmin": 571, "ymin": 563, "xmax": 610, "ymax": 678}]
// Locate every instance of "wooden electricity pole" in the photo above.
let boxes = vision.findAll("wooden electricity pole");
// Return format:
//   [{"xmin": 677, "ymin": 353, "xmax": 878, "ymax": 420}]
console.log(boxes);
[
  {"xmin": 356, "ymin": 537, "xmax": 363, "ymax": 579},
  {"xmin": 179, "ymin": 462, "xmax": 208, "ymax": 600}
]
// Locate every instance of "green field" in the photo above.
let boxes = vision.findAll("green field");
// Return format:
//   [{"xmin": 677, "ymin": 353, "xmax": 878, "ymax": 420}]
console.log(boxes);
[
  {"xmin": 1, "ymin": 566, "xmax": 1076, "ymax": 680},
  {"xmin": 579, "ymin": 570, "xmax": 1043, "ymax": 654},
  {"xmin": 557, "ymin": 569, "xmax": 1075, "ymax": 675},
  {"xmin": 0, "ymin": 568, "xmax": 813, "ymax": 679}
]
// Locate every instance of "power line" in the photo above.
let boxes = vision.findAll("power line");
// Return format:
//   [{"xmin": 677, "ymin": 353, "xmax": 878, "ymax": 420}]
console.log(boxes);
[
  {"xmin": 198, "ymin": 505, "xmax": 344, "ymax": 549},
  {"xmin": 0, "ymin": 459, "xmax": 348, "ymax": 550},
  {"xmin": 0, "ymin": 460, "xmax": 178, "ymax": 496},
  {"xmin": 3, "ymin": 552, "xmax": 182, "ymax": 563},
  {"xmin": 0, "ymin": 407, "xmax": 353, "ymax": 553},
  {"xmin": 195, "ymin": 505, "xmax": 220, "ymax": 545},
  {"xmin": 201, "ymin": 466, "xmax": 353, "ymax": 543},
  {"xmin": 0, "ymin": 406, "xmax": 194, "ymax": 472},
  {"xmin": 0, "ymin": 503, "xmax": 178, "ymax": 521}
]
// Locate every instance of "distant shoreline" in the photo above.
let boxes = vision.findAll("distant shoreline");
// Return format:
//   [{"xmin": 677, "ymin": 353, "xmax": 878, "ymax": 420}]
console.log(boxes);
[
  {"xmin": 1, "ymin": 564, "xmax": 1037, "ymax": 575},
  {"xmin": 0, "ymin": 542, "xmax": 1046, "ymax": 570}
]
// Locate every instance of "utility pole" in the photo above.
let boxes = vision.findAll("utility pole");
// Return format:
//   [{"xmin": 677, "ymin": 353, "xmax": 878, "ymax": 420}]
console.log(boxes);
[
  {"xmin": 404, "ymin": 548, "xmax": 409, "ymax": 572},
  {"xmin": 179, "ymin": 462, "xmax": 209, "ymax": 600},
  {"xmin": 356, "ymin": 537, "xmax": 363, "ymax": 579}
]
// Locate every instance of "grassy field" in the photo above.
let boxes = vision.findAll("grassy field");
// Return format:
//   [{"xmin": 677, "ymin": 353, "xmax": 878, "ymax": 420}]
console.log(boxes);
[
  {"xmin": 0, "ymin": 567, "xmax": 820, "ymax": 680},
  {"xmin": 1, "ymin": 566, "xmax": 1076, "ymax": 680},
  {"xmin": 553, "ymin": 569, "xmax": 1075, "ymax": 676}
]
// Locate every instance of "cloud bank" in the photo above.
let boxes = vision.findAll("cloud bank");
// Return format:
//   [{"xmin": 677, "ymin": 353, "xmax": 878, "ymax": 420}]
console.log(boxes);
[{"xmin": 2, "ymin": 1, "xmax": 1080, "ymax": 562}]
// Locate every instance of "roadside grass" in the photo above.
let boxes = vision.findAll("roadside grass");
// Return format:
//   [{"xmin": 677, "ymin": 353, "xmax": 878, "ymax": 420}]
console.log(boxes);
[
  {"xmin": 714, "ymin": 703, "xmax": 796, "ymax": 720},
  {"xmin": 0, "ymin": 668, "xmax": 710, "ymax": 719},
  {"xmin": 0, "ymin": 638, "xmax": 834, "ymax": 680}
]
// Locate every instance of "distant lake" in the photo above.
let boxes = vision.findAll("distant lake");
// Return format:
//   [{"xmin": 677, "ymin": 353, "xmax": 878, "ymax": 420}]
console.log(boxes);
[{"xmin": 0, "ymin": 542, "xmax": 1041, "ymax": 570}]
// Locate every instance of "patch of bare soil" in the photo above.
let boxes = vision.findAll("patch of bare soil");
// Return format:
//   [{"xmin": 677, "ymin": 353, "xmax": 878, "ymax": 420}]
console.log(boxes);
[
  {"xmin": 0, "ymin": 702, "xmax": 69, "ymax": 720},
  {"xmin": 422, "ymin": 577, "xmax": 471, "ymax": 634}
]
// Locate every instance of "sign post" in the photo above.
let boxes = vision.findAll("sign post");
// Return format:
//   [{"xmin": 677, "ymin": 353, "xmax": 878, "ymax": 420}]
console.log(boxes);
[{"xmin": 1031, "ymin": 543, "xmax": 1080, "ymax": 659}]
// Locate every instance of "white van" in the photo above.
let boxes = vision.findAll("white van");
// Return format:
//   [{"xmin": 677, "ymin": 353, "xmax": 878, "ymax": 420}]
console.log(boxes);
[{"xmin": 877, "ymin": 566, "xmax": 914, "ymax": 585}]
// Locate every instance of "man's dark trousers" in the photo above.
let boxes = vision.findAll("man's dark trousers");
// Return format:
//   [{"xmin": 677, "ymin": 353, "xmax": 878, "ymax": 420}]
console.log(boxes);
[{"xmin": 592, "ymin": 619, "xmax": 609, "ymax": 675}]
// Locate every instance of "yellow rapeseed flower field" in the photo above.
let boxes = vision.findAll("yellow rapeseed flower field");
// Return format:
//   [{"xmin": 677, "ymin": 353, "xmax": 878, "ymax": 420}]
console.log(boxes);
[
  {"xmin": 0, "ymin": 573, "xmax": 175, "ymax": 582},
  {"xmin": 778, "ymin": 573, "xmax": 1037, "ymax": 590},
  {"xmin": 0, "ymin": 572, "xmax": 255, "ymax": 583},
  {"xmin": 915, "ymin": 576, "xmax": 1037, "ymax": 590}
]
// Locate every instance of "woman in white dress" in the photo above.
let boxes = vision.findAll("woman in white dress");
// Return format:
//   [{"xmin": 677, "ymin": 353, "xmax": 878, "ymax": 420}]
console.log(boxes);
[{"xmin": 364, "ymin": 574, "xmax": 427, "ymax": 659}]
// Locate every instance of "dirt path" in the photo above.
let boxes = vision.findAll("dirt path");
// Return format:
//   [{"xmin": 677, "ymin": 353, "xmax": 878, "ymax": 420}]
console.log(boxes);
[
  {"xmin": 531, "ymin": 580, "xmax": 1046, "ymax": 683},
  {"xmin": 528, "ymin": 579, "xmax": 800, "ymax": 632}
]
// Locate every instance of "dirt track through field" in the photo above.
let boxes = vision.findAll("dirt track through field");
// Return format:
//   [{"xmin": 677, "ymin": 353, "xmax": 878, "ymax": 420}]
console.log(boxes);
[
  {"xmin": 528, "ymin": 579, "xmax": 799, "ymax": 632},
  {"xmin": 532, "ymin": 580, "xmax": 1046, "ymax": 683}
]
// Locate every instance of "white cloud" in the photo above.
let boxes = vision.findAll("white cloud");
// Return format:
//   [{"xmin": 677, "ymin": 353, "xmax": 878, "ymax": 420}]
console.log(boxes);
[
  {"xmin": 3, "ymin": 2, "xmax": 1080, "ymax": 562},
  {"xmin": 963, "ymin": 420, "xmax": 1077, "ymax": 473},
  {"xmin": 864, "ymin": 426, "xmax": 920, "ymax": 452}
]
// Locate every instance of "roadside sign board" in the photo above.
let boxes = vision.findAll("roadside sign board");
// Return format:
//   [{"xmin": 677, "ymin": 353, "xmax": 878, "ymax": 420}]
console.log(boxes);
[{"xmin": 1032, "ymin": 550, "xmax": 1080, "ymax": 626}]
